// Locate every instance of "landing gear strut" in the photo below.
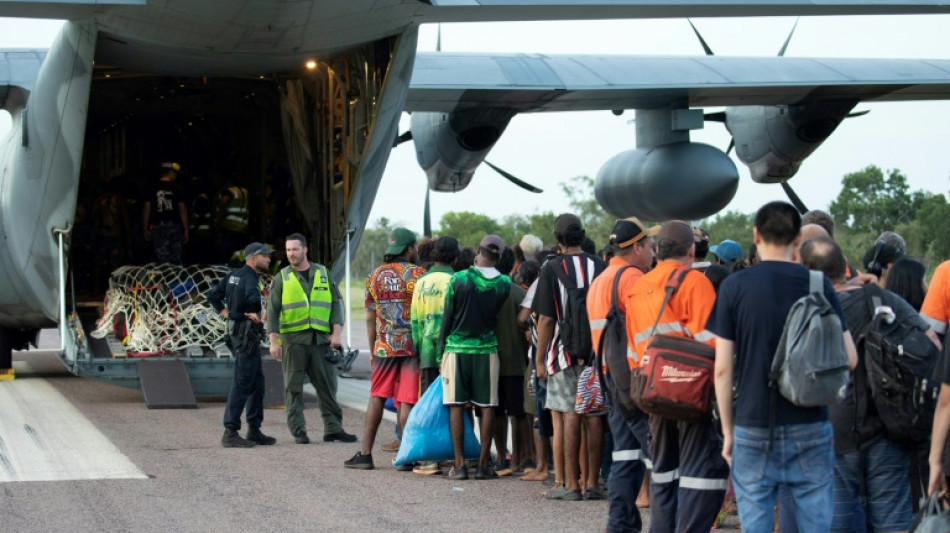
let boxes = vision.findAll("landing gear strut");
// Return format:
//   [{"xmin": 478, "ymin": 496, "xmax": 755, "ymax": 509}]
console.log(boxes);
[{"xmin": 0, "ymin": 328, "xmax": 12, "ymax": 380}]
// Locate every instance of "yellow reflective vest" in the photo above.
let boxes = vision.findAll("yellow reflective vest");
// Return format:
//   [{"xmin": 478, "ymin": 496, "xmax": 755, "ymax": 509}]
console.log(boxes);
[
  {"xmin": 279, "ymin": 265, "xmax": 332, "ymax": 333},
  {"xmin": 219, "ymin": 186, "xmax": 249, "ymax": 232}
]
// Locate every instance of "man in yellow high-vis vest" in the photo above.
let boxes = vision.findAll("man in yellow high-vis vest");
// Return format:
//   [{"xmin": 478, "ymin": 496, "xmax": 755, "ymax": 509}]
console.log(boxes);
[{"xmin": 266, "ymin": 233, "xmax": 356, "ymax": 444}]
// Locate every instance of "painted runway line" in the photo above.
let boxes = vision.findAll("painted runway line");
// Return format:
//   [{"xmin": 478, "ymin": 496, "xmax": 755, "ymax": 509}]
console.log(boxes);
[{"xmin": 0, "ymin": 362, "xmax": 146, "ymax": 483}]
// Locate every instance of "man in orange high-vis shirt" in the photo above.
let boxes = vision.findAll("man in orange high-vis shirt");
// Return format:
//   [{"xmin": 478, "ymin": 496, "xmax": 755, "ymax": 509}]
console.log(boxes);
[
  {"xmin": 922, "ymin": 260, "xmax": 950, "ymax": 337},
  {"xmin": 587, "ymin": 217, "xmax": 656, "ymax": 533},
  {"xmin": 625, "ymin": 221, "xmax": 727, "ymax": 533}
]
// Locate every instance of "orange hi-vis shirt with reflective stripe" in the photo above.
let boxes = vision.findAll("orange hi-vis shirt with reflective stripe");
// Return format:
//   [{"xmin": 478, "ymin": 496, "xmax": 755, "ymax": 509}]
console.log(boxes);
[
  {"xmin": 587, "ymin": 257, "xmax": 644, "ymax": 371},
  {"xmin": 625, "ymin": 260, "xmax": 717, "ymax": 363},
  {"xmin": 922, "ymin": 259, "xmax": 950, "ymax": 335}
]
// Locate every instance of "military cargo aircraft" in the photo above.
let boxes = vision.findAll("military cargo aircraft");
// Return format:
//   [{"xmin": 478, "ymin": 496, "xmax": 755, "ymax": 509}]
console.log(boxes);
[{"xmin": 4, "ymin": 0, "xmax": 950, "ymax": 395}]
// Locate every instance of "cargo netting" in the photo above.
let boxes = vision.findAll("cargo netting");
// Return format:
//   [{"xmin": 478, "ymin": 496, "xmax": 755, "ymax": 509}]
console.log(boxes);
[{"xmin": 91, "ymin": 264, "xmax": 271, "ymax": 354}]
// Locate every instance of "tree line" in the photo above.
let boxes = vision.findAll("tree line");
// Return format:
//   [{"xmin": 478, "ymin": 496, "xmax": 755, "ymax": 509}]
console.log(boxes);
[{"xmin": 351, "ymin": 167, "xmax": 950, "ymax": 280}]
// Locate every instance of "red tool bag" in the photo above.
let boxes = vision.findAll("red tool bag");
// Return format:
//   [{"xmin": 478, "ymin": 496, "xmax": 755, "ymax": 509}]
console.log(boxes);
[{"xmin": 631, "ymin": 266, "xmax": 715, "ymax": 422}]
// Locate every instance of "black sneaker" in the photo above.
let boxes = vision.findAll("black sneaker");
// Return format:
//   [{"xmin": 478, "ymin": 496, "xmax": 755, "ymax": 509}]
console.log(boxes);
[
  {"xmin": 323, "ymin": 431, "xmax": 357, "ymax": 443},
  {"xmin": 294, "ymin": 432, "xmax": 310, "ymax": 445},
  {"xmin": 221, "ymin": 429, "xmax": 256, "ymax": 448},
  {"xmin": 446, "ymin": 465, "xmax": 469, "ymax": 480},
  {"xmin": 246, "ymin": 428, "xmax": 276, "ymax": 445},
  {"xmin": 344, "ymin": 451, "xmax": 375, "ymax": 470},
  {"xmin": 474, "ymin": 467, "xmax": 499, "ymax": 480}
]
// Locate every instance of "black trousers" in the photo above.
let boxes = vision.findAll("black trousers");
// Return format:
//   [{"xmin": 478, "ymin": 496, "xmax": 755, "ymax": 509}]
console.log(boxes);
[
  {"xmin": 606, "ymin": 400, "xmax": 651, "ymax": 533},
  {"xmin": 648, "ymin": 414, "xmax": 730, "ymax": 533},
  {"xmin": 222, "ymin": 332, "xmax": 264, "ymax": 431}
]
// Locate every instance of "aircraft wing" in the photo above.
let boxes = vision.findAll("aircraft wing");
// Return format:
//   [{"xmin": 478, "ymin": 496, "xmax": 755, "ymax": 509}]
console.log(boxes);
[
  {"xmin": 2, "ymin": 0, "xmax": 950, "ymax": 22},
  {"xmin": 0, "ymin": 49, "xmax": 46, "ymax": 99},
  {"xmin": 406, "ymin": 52, "xmax": 950, "ymax": 112}
]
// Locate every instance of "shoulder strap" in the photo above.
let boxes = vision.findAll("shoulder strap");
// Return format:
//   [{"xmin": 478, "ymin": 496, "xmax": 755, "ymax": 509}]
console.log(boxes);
[
  {"xmin": 649, "ymin": 265, "xmax": 691, "ymax": 337},
  {"xmin": 552, "ymin": 258, "xmax": 577, "ymax": 291},
  {"xmin": 808, "ymin": 270, "xmax": 823, "ymax": 294},
  {"xmin": 609, "ymin": 266, "xmax": 633, "ymax": 309}
]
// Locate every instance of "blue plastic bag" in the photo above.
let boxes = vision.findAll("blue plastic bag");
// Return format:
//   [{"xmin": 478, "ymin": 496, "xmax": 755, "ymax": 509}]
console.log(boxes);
[{"xmin": 393, "ymin": 379, "xmax": 481, "ymax": 466}]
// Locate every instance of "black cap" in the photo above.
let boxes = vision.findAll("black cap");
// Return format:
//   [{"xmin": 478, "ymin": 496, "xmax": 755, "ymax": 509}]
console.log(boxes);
[
  {"xmin": 244, "ymin": 242, "xmax": 274, "ymax": 258},
  {"xmin": 610, "ymin": 217, "xmax": 660, "ymax": 249},
  {"xmin": 432, "ymin": 236, "xmax": 460, "ymax": 257},
  {"xmin": 554, "ymin": 213, "xmax": 583, "ymax": 235}
]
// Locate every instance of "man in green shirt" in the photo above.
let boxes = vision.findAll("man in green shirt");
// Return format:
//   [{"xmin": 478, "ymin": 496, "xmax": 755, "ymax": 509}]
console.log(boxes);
[
  {"xmin": 267, "ymin": 233, "xmax": 356, "ymax": 444},
  {"xmin": 440, "ymin": 235, "xmax": 512, "ymax": 480}
]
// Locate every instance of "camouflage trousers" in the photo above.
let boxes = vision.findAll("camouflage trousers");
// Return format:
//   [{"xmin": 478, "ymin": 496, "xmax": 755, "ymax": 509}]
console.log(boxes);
[{"xmin": 153, "ymin": 221, "xmax": 183, "ymax": 264}]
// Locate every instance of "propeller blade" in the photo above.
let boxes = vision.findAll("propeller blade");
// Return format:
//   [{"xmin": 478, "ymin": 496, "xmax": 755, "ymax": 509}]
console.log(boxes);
[
  {"xmin": 423, "ymin": 188, "xmax": 432, "ymax": 237},
  {"xmin": 781, "ymin": 181, "xmax": 809, "ymax": 214},
  {"xmin": 484, "ymin": 161, "xmax": 543, "ymax": 193},
  {"xmin": 687, "ymin": 19, "xmax": 715, "ymax": 56},
  {"xmin": 704, "ymin": 111, "xmax": 726, "ymax": 123},
  {"xmin": 726, "ymin": 138, "xmax": 735, "ymax": 155},
  {"xmin": 777, "ymin": 18, "xmax": 800, "ymax": 57},
  {"xmin": 393, "ymin": 130, "xmax": 412, "ymax": 147},
  {"xmin": 846, "ymin": 109, "xmax": 871, "ymax": 119}
]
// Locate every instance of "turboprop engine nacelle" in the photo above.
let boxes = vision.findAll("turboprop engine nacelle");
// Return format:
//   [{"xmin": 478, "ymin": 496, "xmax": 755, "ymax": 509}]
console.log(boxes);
[
  {"xmin": 410, "ymin": 108, "xmax": 515, "ymax": 192},
  {"xmin": 726, "ymin": 100, "xmax": 858, "ymax": 183},
  {"xmin": 595, "ymin": 141, "xmax": 739, "ymax": 222}
]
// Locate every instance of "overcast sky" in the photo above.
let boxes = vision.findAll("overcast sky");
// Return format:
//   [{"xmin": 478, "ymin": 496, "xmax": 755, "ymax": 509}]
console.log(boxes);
[{"xmin": 2, "ymin": 14, "xmax": 950, "ymax": 237}]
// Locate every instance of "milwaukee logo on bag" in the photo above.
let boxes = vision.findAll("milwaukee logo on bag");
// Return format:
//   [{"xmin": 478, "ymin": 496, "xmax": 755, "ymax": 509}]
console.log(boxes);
[
  {"xmin": 660, "ymin": 364, "xmax": 704, "ymax": 381},
  {"xmin": 631, "ymin": 266, "xmax": 715, "ymax": 422}
]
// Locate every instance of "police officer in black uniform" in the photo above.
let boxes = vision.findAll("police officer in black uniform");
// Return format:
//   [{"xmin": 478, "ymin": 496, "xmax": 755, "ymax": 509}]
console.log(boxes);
[{"xmin": 209, "ymin": 242, "xmax": 277, "ymax": 448}]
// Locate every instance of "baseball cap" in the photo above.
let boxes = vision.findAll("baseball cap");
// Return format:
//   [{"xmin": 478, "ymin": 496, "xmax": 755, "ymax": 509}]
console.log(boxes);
[
  {"xmin": 610, "ymin": 217, "xmax": 660, "ymax": 249},
  {"xmin": 479, "ymin": 234, "xmax": 506, "ymax": 256},
  {"xmin": 161, "ymin": 161, "xmax": 181, "ymax": 172},
  {"xmin": 432, "ymin": 236, "xmax": 460, "ymax": 258},
  {"xmin": 385, "ymin": 227, "xmax": 417, "ymax": 255},
  {"xmin": 710, "ymin": 239, "xmax": 743, "ymax": 263},
  {"xmin": 656, "ymin": 221, "xmax": 695, "ymax": 258},
  {"xmin": 244, "ymin": 242, "xmax": 274, "ymax": 258},
  {"xmin": 554, "ymin": 213, "xmax": 583, "ymax": 235}
]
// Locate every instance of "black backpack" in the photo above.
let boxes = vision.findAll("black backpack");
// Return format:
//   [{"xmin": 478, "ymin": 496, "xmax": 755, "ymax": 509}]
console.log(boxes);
[
  {"xmin": 596, "ymin": 266, "xmax": 637, "ymax": 412},
  {"xmin": 861, "ymin": 284, "xmax": 941, "ymax": 448},
  {"xmin": 553, "ymin": 262, "xmax": 594, "ymax": 365}
]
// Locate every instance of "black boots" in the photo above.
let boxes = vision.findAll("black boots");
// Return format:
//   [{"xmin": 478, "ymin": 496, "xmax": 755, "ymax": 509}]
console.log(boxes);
[
  {"xmin": 246, "ymin": 427, "xmax": 276, "ymax": 445},
  {"xmin": 221, "ymin": 429, "xmax": 256, "ymax": 448}
]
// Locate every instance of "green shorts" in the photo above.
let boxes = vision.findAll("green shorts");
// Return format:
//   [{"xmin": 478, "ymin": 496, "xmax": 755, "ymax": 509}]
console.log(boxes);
[{"xmin": 441, "ymin": 352, "xmax": 499, "ymax": 407}]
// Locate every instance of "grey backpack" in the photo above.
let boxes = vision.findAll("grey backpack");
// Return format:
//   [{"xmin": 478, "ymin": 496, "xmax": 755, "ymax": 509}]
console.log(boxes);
[{"xmin": 770, "ymin": 270, "xmax": 849, "ymax": 407}]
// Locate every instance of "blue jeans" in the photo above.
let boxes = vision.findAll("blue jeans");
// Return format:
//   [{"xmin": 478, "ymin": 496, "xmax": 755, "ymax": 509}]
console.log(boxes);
[
  {"xmin": 832, "ymin": 437, "xmax": 912, "ymax": 532},
  {"xmin": 732, "ymin": 421, "xmax": 834, "ymax": 533}
]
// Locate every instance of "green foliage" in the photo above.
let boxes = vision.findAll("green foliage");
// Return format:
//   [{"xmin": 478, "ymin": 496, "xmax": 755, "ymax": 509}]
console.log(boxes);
[
  {"xmin": 828, "ymin": 165, "xmax": 950, "ymax": 274},
  {"xmin": 829, "ymin": 166, "xmax": 913, "ymax": 235},
  {"xmin": 700, "ymin": 210, "xmax": 755, "ymax": 257},
  {"xmin": 437, "ymin": 211, "xmax": 502, "ymax": 249},
  {"xmin": 562, "ymin": 175, "xmax": 616, "ymax": 251}
]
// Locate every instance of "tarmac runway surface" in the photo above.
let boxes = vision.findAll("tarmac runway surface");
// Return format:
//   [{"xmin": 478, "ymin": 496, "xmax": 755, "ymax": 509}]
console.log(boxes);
[{"xmin": 0, "ymin": 329, "xmax": 741, "ymax": 532}]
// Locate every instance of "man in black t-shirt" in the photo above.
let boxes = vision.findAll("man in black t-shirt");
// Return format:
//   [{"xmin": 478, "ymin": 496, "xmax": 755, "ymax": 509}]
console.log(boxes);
[
  {"xmin": 142, "ymin": 162, "xmax": 189, "ymax": 264},
  {"xmin": 707, "ymin": 201, "xmax": 857, "ymax": 532},
  {"xmin": 533, "ymin": 213, "xmax": 606, "ymax": 501}
]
